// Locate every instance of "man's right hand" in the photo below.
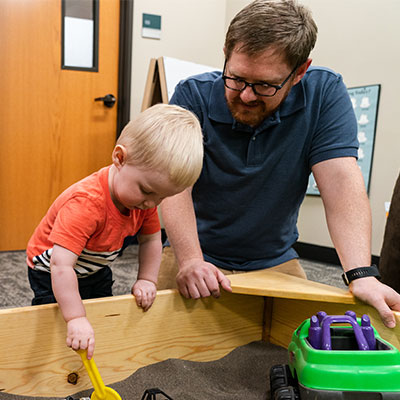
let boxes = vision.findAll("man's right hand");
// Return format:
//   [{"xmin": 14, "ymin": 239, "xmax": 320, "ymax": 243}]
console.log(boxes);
[
  {"xmin": 176, "ymin": 259, "xmax": 232, "ymax": 299},
  {"xmin": 66, "ymin": 316, "xmax": 95, "ymax": 359}
]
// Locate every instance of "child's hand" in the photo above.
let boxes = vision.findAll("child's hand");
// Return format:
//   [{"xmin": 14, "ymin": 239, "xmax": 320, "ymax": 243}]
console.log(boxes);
[
  {"xmin": 132, "ymin": 279, "xmax": 157, "ymax": 311},
  {"xmin": 66, "ymin": 316, "xmax": 95, "ymax": 359}
]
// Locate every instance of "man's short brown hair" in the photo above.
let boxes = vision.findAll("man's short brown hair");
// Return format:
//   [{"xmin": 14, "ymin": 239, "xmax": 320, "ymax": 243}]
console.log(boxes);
[{"xmin": 224, "ymin": 0, "xmax": 317, "ymax": 68}]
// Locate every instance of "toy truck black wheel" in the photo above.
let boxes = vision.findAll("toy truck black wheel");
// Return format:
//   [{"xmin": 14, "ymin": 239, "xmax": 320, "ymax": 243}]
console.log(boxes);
[
  {"xmin": 270, "ymin": 364, "xmax": 297, "ymax": 397},
  {"xmin": 273, "ymin": 385, "xmax": 300, "ymax": 400}
]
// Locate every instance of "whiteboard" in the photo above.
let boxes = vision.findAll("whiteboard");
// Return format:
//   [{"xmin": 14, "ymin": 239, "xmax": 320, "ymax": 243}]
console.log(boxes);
[{"xmin": 162, "ymin": 56, "xmax": 221, "ymax": 101}]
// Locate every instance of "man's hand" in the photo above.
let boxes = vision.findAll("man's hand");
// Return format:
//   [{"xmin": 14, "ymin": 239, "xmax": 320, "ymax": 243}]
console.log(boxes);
[
  {"xmin": 350, "ymin": 277, "xmax": 400, "ymax": 328},
  {"xmin": 66, "ymin": 316, "xmax": 95, "ymax": 359},
  {"xmin": 176, "ymin": 259, "xmax": 232, "ymax": 299},
  {"xmin": 132, "ymin": 279, "xmax": 157, "ymax": 311}
]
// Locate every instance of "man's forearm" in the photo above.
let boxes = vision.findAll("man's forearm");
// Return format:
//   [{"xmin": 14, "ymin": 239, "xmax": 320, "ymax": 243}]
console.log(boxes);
[
  {"xmin": 316, "ymin": 158, "xmax": 372, "ymax": 269},
  {"xmin": 326, "ymin": 196, "xmax": 371, "ymax": 270},
  {"xmin": 160, "ymin": 188, "xmax": 203, "ymax": 267}
]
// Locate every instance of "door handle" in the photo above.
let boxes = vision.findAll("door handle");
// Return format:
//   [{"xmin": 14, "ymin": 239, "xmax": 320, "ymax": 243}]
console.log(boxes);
[{"xmin": 94, "ymin": 94, "xmax": 116, "ymax": 108}]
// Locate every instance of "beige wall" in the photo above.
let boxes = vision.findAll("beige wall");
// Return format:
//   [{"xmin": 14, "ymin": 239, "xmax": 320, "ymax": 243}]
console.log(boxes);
[
  {"xmin": 130, "ymin": 0, "xmax": 227, "ymax": 116},
  {"xmin": 296, "ymin": 0, "xmax": 400, "ymax": 256},
  {"xmin": 130, "ymin": 0, "xmax": 400, "ymax": 256}
]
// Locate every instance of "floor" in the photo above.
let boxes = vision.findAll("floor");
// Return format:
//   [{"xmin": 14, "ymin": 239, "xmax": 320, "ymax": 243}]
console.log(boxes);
[{"xmin": 0, "ymin": 245, "xmax": 346, "ymax": 309}]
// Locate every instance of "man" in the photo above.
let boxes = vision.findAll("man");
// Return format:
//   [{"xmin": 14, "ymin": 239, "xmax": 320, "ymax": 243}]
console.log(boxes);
[{"xmin": 159, "ymin": 0, "xmax": 400, "ymax": 328}]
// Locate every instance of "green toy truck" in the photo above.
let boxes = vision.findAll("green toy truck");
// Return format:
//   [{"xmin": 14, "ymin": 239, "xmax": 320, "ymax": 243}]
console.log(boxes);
[{"xmin": 270, "ymin": 311, "xmax": 400, "ymax": 399}]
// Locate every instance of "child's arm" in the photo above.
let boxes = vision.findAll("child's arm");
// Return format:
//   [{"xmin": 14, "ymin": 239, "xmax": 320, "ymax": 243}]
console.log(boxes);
[
  {"xmin": 50, "ymin": 244, "xmax": 95, "ymax": 359},
  {"xmin": 132, "ymin": 231, "xmax": 162, "ymax": 311}
]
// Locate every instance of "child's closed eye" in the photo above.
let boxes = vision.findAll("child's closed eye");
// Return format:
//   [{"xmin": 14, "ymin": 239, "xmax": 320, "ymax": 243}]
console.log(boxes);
[{"xmin": 140, "ymin": 186, "xmax": 152, "ymax": 195}]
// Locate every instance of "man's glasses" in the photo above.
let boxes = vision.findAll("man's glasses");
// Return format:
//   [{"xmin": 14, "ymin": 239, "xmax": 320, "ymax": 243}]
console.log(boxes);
[{"xmin": 222, "ymin": 59, "xmax": 297, "ymax": 97}]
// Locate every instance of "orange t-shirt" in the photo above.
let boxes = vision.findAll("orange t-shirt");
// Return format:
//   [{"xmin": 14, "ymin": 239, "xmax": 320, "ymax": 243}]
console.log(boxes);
[{"xmin": 26, "ymin": 166, "xmax": 160, "ymax": 278}]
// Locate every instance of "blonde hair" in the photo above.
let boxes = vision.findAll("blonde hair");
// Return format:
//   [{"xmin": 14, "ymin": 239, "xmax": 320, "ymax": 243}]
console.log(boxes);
[
  {"xmin": 116, "ymin": 104, "xmax": 203, "ymax": 188},
  {"xmin": 225, "ymin": 0, "xmax": 317, "ymax": 68}
]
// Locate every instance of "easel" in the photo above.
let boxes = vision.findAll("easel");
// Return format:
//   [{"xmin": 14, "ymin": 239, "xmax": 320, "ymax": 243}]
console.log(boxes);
[
  {"xmin": 141, "ymin": 57, "xmax": 168, "ymax": 111},
  {"xmin": 141, "ymin": 56, "xmax": 219, "ymax": 111}
]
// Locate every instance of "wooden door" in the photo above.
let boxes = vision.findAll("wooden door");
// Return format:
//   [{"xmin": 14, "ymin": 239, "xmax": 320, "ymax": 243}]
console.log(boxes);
[{"xmin": 0, "ymin": 0, "xmax": 120, "ymax": 251}]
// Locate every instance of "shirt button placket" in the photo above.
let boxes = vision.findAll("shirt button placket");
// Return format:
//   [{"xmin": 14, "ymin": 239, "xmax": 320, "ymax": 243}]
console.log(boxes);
[{"xmin": 247, "ymin": 135, "xmax": 257, "ymax": 166}]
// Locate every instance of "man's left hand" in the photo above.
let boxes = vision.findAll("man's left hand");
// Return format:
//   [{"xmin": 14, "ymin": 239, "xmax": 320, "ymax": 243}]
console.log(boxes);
[{"xmin": 350, "ymin": 277, "xmax": 400, "ymax": 328}]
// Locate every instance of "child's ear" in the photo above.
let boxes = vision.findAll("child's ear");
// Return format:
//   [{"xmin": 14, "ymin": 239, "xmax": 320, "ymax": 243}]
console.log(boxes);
[{"xmin": 112, "ymin": 145, "xmax": 128, "ymax": 169}]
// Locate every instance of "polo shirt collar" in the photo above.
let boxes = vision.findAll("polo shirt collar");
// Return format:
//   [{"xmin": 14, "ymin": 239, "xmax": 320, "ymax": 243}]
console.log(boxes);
[
  {"xmin": 279, "ymin": 79, "xmax": 306, "ymax": 117},
  {"xmin": 208, "ymin": 75, "xmax": 234, "ymax": 124},
  {"xmin": 208, "ymin": 73, "xmax": 306, "ymax": 126}
]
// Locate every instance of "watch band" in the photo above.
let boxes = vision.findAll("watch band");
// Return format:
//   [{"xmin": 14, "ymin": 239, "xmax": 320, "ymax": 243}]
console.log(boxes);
[{"xmin": 342, "ymin": 265, "xmax": 381, "ymax": 286}]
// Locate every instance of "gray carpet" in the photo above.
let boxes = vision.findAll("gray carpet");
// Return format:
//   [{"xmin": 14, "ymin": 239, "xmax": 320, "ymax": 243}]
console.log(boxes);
[
  {"xmin": 0, "ymin": 245, "xmax": 345, "ymax": 309},
  {"xmin": 0, "ymin": 245, "xmax": 141, "ymax": 309}
]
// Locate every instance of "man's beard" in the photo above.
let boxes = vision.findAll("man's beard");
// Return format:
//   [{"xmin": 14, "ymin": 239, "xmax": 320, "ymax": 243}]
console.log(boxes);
[{"xmin": 226, "ymin": 92, "xmax": 289, "ymax": 128}]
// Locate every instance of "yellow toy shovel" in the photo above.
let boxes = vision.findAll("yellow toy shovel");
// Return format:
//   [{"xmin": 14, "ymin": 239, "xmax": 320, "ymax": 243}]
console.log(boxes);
[{"xmin": 77, "ymin": 349, "xmax": 122, "ymax": 400}]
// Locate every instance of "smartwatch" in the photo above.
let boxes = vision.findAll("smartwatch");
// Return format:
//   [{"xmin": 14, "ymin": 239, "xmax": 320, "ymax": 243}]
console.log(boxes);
[{"xmin": 342, "ymin": 265, "xmax": 381, "ymax": 286}]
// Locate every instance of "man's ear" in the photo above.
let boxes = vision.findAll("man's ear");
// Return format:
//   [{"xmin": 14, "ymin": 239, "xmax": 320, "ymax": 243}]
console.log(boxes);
[
  {"xmin": 292, "ymin": 58, "xmax": 312, "ymax": 86},
  {"xmin": 112, "ymin": 145, "xmax": 128, "ymax": 169}
]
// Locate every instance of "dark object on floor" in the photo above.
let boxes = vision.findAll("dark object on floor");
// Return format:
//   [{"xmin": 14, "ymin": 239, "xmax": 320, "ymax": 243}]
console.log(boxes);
[
  {"xmin": 141, "ymin": 388, "xmax": 173, "ymax": 400},
  {"xmin": 64, "ymin": 397, "xmax": 89, "ymax": 400},
  {"xmin": 380, "ymin": 173, "xmax": 400, "ymax": 292}
]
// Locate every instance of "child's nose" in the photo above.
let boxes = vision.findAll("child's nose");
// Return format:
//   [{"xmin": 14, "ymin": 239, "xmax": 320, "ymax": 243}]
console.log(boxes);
[
  {"xmin": 142, "ymin": 200, "xmax": 154, "ymax": 209},
  {"xmin": 143, "ymin": 199, "xmax": 159, "ymax": 209}
]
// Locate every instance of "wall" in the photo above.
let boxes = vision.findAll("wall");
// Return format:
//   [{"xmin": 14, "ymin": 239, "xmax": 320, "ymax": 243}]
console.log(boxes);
[
  {"xmin": 295, "ymin": 0, "xmax": 400, "ymax": 256},
  {"xmin": 130, "ymin": 0, "xmax": 226, "ymax": 116},
  {"xmin": 130, "ymin": 0, "xmax": 400, "ymax": 257}
]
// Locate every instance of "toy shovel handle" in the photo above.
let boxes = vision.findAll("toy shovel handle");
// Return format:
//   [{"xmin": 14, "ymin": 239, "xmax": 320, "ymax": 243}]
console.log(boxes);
[{"xmin": 77, "ymin": 349, "xmax": 107, "ymax": 399}]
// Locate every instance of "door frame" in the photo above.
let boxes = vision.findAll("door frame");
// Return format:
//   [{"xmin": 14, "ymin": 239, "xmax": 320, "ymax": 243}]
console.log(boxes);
[{"xmin": 117, "ymin": 0, "xmax": 133, "ymax": 137}]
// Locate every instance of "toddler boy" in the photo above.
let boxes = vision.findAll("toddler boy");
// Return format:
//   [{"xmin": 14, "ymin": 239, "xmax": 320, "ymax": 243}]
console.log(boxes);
[{"xmin": 26, "ymin": 104, "xmax": 203, "ymax": 358}]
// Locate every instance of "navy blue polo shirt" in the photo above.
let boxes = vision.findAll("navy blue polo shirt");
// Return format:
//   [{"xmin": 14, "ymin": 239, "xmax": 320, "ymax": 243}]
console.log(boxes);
[{"xmin": 170, "ymin": 66, "xmax": 358, "ymax": 271}]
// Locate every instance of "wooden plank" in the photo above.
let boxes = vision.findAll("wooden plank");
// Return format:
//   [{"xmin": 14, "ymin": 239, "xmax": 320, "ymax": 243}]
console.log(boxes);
[
  {"xmin": 0, "ymin": 290, "xmax": 264, "ymax": 397},
  {"xmin": 268, "ymin": 298, "xmax": 400, "ymax": 350},
  {"xmin": 229, "ymin": 270, "xmax": 400, "ymax": 351},
  {"xmin": 262, "ymin": 297, "xmax": 274, "ymax": 342},
  {"xmin": 229, "ymin": 269, "xmax": 355, "ymax": 303},
  {"xmin": 4, "ymin": 269, "xmax": 399, "ymax": 397}
]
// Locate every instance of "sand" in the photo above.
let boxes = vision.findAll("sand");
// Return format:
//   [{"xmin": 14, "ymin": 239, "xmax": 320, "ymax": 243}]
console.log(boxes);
[{"xmin": 0, "ymin": 341, "xmax": 288, "ymax": 400}]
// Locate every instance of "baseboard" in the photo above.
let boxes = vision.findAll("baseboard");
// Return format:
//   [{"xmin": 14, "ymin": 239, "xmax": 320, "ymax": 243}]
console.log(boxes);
[
  {"xmin": 151, "ymin": 233, "xmax": 380, "ymax": 267},
  {"xmin": 293, "ymin": 241, "xmax": 380, "ymax": 267}
]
